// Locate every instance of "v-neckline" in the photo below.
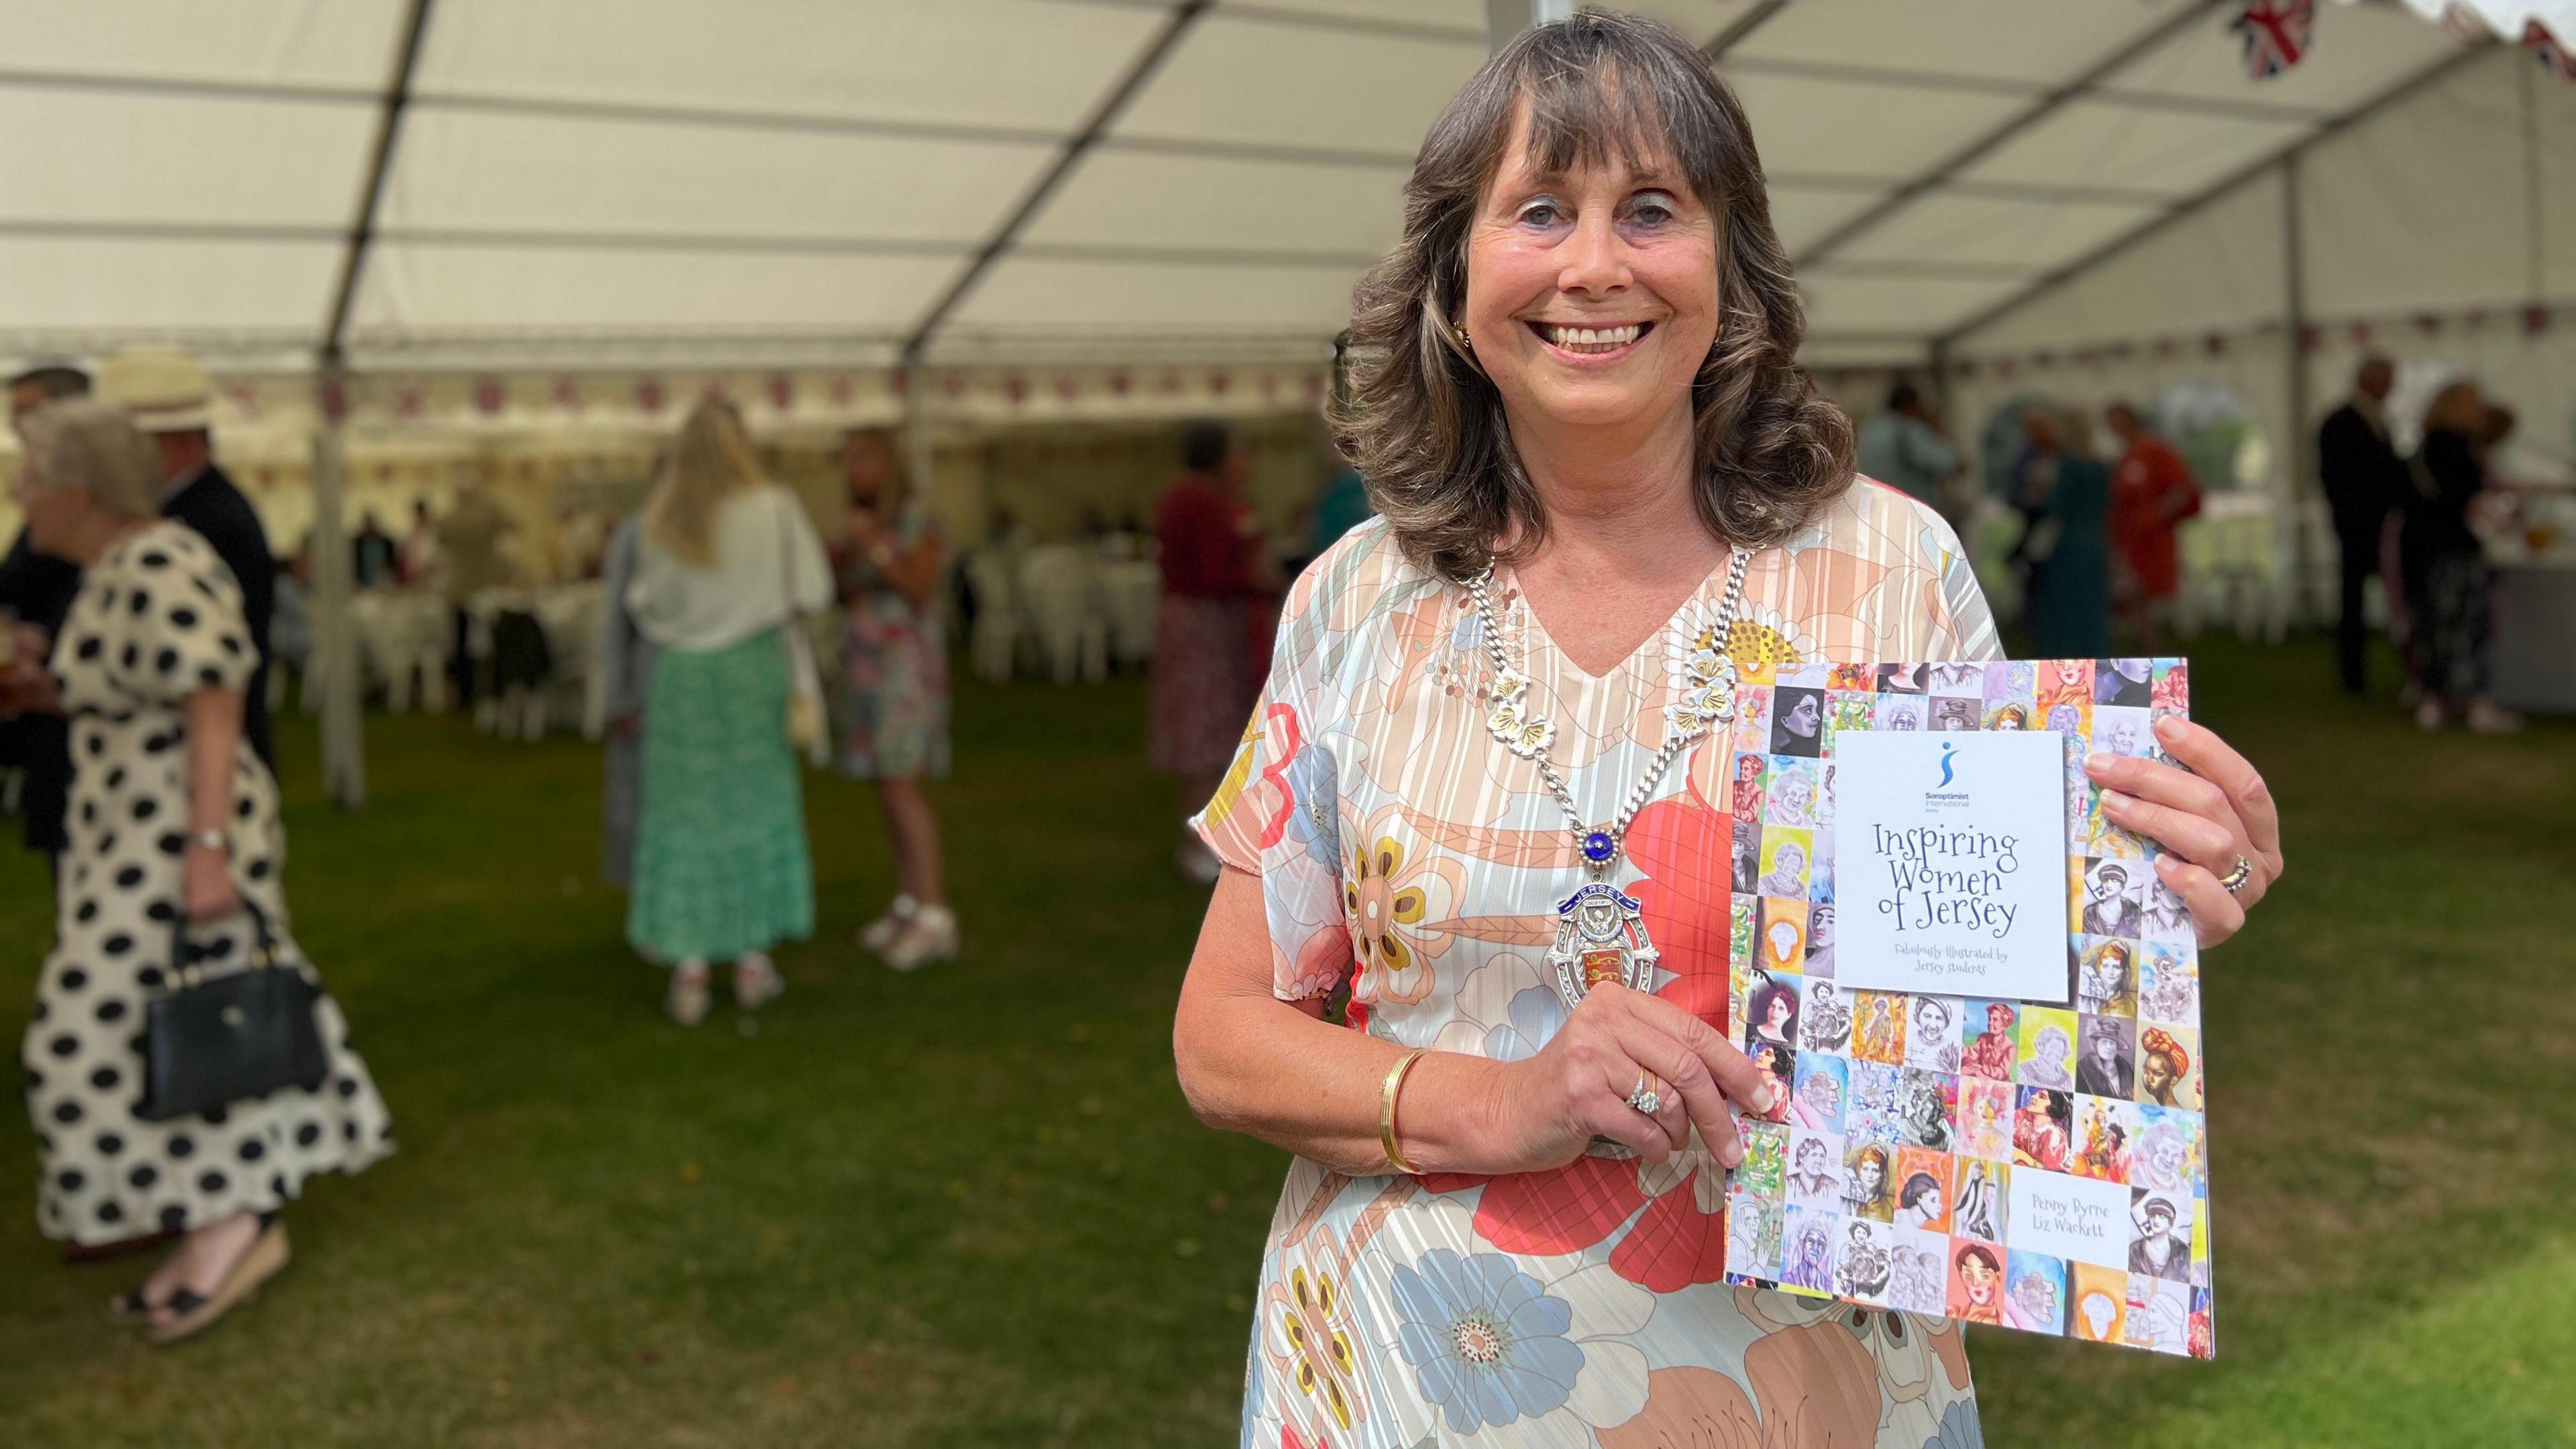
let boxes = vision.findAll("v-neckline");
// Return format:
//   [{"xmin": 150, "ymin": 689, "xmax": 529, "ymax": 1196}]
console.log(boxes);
[{"xmin": 1497, "ymin": 551, "xmax": 1737, "ymax": 685}]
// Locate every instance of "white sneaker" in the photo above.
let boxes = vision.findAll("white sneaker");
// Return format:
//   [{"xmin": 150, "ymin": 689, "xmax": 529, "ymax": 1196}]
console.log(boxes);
[
  {"xmin": 665, "ymin": 962, "xmax": 712, "ymax": 1027},
  {"xmin": 733, "ymin": 952, "xmax": 785, "ymax": 1010},
  {"xmin": 883, "ymin": 904, "xmax": 959, "ymax": 973},
  {"xmin": 859, "ymin": 894, "xmax": 920, "ymax": 956},
  {"xmin": 2414, "ymin": 698, "xmax": 2447, "ymax": 733},
  {"xmin": 2467, "ymin": 699, "xmax": 2524, "ymax": 736}
]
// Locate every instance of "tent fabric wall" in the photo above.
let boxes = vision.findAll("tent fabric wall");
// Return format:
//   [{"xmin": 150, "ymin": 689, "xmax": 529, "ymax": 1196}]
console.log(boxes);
[
  {"xmin": 1951, "ymin": 46, "xmax": 2573, "ymax": 492},
  {"xmin": 0, "ymin": 0, "xmax": 2502, "ymax": 372}
]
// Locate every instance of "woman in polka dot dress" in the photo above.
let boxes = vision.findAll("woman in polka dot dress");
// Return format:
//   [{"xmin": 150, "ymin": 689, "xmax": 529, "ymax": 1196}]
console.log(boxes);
[{"xmin": 9, "ymin": 401, "xmax": 391, "ymax": 1343}]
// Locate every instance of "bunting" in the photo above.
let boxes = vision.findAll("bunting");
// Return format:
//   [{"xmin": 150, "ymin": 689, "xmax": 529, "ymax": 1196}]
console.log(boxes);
[{"xmin": 2233, "ymin": 0, "xmax": 2316, "ymax": 78}]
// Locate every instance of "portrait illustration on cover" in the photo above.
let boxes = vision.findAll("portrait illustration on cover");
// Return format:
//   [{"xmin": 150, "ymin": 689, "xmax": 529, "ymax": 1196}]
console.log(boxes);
[
  {"xmin": 1955, "ymin": 1159, "xmax": 2008, "ymax": 1242},
  {"xmin": 1961, "ymin": 999, "xmax": 2019, "ymax": 1080},
  {"xmin": 1772, "ymin": 686, "xmax": 1825, "ymax": 757},
  {"xmin": 2006, "ymin": 1251, "xmax": 2067, "ymax": 1334},
  {"xmin": 1791, "ymin": 1057, "xmax": 1847, "ymax": 1135},
  {"xmin": 1766, "ymin": 760, "xmax": 1818, "ymax": 828},
  {"xmin": 1905, "ymin": 995, "xmax": 1962, "ymax": 1073},
  {"xmin": 2096, "ymin": 656, "xmax": 2153, "ymax": 706},
  {"xmin": 2019, "ymin": 1008, "xmax": 2078, "ymax": 1089},
  {"xmin": 1957, "ymin": 1077, "xmax": 2015, "ymax": 1162},
  {"xmin": 2082, "ymin": 859, "xmax": 2145, "ymax": 938},
  {"xmin": 2077, "ymin": 1015, "xmax": 2136, "ymax": 1098},
  {"xmin": 1800, "ymin": 977, "xmax": 1851, "ymax": 1053},
  {"xmin": 1888, "ymin": 1230, "xmax": 1949, "ymax": 1315},
  {"xmin": 1842, "ymin": 1142, "xmax": 1896, "ymax": 1222},
  {"xmin": 2015, "ymin": 1087, "xmax": 2073, "ymax": 1172},
  {"xmin": 1785, "ymin": 1129, "xmax": 1844, "ymax": 1204},
  {"xmin": 1894, "ymin": 1148, "xmax": 1953, "ymax": 1232},
  {"xmin": 1949, "ymin": 1242, "xmax": 2005, "ymax": 1325}
]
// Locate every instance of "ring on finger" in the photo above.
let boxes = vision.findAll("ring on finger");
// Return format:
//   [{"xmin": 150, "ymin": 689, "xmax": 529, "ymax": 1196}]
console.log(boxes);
[
  {"xmin": 2218, "ymin": 853, "xmax": 2254, "ymax": 896},
  {"xmin": 1626, "ymin": 1071, "xmax": 1664, "ymax": 1117}
]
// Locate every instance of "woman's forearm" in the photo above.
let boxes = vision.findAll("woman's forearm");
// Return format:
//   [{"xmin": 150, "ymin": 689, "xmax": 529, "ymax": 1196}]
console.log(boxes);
[
  {"xmin": 1175, "ymin": 987, "xmax": 1511, "ymax": 1176},
  {"xmin": 1173, "ymin": 871, "xmax": 1513, "ymax": 1176},
  {"xmin": 183, "ymin": 689, "xmax": 244, "ymax": 835}
]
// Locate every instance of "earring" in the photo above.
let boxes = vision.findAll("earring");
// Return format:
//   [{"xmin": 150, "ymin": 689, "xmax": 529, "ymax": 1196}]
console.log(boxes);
[{"xmin": 1454, "ymin": 322, "xmax": 1472, "ymax": 351}]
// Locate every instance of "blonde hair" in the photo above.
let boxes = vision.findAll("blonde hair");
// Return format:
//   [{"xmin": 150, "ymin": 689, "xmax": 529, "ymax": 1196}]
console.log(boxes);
[
  {"xmin": 647, "ymin": 399, "xmax": 762, "ymax": 567},
  {"xmin": 15, "ymin": 398, "xmax": 161, "ymax": 521}
]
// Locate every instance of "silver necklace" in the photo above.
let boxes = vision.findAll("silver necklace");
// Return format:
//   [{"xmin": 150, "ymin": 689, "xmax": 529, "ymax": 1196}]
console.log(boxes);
[{"xmin": 1468, "ymin": 549, "xmax": 1753, "ymax": 1008}]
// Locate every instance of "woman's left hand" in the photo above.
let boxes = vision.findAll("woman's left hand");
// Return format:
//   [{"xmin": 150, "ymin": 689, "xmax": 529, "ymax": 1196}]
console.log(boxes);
[
  {"xmin": 183, "ymin": 843, "xmax": 244, "ymax": 924},
  {"xmin": 2086, "ymin": 716, "xmax": 2284, "ymax": 949}
]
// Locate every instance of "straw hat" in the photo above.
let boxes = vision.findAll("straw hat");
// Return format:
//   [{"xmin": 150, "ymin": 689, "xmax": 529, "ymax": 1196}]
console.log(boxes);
[{"xmin": 97, "ymin": 347, "xmax": 213, "ymax": 433}]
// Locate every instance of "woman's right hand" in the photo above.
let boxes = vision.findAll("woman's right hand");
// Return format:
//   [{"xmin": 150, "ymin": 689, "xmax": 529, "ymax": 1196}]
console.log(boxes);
[{"xmin": 1484, "ymin": 983, "xmax": 1776, "ymax": 1173}]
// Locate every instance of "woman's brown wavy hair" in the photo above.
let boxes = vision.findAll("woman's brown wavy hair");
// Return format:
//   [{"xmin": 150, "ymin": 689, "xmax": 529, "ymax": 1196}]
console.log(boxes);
[{"xmin": 1332, "ymin": 9, "xmax": 1852, "ymax": 582}]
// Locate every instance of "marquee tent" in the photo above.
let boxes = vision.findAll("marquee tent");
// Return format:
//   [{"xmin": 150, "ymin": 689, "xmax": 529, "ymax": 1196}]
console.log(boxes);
[{"xmin": 2, "ymin": 0, "xmax": 2569, "ymax": 797}]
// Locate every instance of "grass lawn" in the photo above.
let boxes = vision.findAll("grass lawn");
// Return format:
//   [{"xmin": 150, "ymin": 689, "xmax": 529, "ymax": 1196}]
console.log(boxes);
[{"xmin": 1, "ymin": 635, "xmax": 2570, "ymax": 1447}]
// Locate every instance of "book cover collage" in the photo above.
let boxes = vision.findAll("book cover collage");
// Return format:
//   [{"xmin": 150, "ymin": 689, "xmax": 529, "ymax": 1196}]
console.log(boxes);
[{"xmin": 1717, "ymin": 657, "xmax": 2214, "ymax": 1356}]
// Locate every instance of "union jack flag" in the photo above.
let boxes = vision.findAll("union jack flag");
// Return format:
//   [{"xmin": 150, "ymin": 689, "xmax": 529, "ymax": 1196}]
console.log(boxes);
[
  {"xmin": 2527, "ymin": 21, "xmax": 2576, "ymax": 83},
  {"xmin": 2231, "ymin": 0, "xmax": 2314, "ymax": 80}
]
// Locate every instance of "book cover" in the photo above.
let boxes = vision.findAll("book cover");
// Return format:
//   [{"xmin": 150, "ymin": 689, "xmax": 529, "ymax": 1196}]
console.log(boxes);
[{"xmin": 1719, "ymin": 657, "xmax": 2212, "ymax": 1357}]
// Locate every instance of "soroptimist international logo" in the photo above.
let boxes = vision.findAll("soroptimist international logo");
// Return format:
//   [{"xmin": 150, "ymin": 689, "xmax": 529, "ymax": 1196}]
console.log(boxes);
[{"xmin": 1936, "ymin": 741, "xmax": 1960, "ymax": 790}]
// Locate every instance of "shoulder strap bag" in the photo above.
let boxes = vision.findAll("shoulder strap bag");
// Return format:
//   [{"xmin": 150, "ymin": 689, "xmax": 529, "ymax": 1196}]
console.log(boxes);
[{"xmin": 138, "ymin": 901, "xmax": 329, "ymax": 1123}]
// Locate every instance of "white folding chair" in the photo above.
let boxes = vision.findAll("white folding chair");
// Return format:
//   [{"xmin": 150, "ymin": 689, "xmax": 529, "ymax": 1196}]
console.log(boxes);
[{"xmin": 1020, "ymin": 546, "xmax": 1109, "ymax": 685}]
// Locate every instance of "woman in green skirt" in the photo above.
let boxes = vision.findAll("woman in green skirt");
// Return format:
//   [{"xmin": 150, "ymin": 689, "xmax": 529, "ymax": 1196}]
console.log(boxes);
[{"xmin": 625, "ymin": 400, "xmax": 831, "ymax": 1024}]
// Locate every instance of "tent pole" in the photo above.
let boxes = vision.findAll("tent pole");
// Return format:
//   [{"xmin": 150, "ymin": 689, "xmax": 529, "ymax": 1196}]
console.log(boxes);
[
  {"xmin": 309, "ymin": 365, "xmax": 366, "ymax": 810},
  {"xmin": 2283, "ymin": 151, "xmax": 2315, "ymax": 632}
]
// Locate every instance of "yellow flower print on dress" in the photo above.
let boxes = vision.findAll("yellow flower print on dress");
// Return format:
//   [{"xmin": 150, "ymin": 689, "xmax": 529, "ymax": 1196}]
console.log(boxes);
[
  {"xmin": 1201, "ymin": 706, "xmax": 1271, "ymax": 834},
  {"xmin": 1277, "ymin": 1264, "xmax": 1361, "ymax": 1432},
  {"xmin": 1672, "ymin": 594, "xmax": 1813, "ymax": 690},
  {"xmin": 1342, "ymin": 808, "xmax": 1462, "ymax": 1007}
]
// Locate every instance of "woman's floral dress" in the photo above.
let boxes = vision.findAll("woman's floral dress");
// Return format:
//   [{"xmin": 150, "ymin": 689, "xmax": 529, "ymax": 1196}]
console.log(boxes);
[
  {"xmin": 833, "ymin": 498, "xmax": 949, "ymax": 780},
  {"xmin": 1197, "ymin": 481, "xmax": 2000, "ymax": 1449}
]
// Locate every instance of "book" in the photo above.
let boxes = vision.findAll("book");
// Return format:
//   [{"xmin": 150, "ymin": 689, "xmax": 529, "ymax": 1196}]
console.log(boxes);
[{"xmin": 1719, "ymin": 657, "xmax": 2212, "ymax": 1357}]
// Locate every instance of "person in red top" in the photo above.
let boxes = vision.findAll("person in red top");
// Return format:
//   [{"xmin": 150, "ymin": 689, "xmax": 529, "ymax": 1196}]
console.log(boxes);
[
  {"xmin": 2106, "ymin": 402, "xmax": 2202, "ymax": 649},
  {"xmin": 1151, "ymin": 421, "xmax": 1279, "ymax": 883}
]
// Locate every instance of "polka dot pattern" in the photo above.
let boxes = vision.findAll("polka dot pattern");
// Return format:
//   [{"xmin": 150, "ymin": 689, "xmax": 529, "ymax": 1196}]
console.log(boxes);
[{"xmin": 21, "ymin": 523, "xmax": 393, "ymax": 1246}]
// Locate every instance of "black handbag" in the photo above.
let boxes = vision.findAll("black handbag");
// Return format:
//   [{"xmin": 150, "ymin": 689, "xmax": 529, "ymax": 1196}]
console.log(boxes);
[{"xmin": 137, "ymin": 902, "xmax": 329, "ymax": 1123}]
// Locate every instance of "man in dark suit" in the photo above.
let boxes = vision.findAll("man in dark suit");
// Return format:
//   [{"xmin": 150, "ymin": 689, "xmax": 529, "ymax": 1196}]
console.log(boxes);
[
  {"xmin": 0, "ymin": 364, "xmax": 95, "ymax": 862},
  {"xmin": 99, "ymin": 349, "xmax": 276, "ymax": 765},
  {"xmin": 2318, "ymin": 356, "xmax": 2406, "ymax": 694}
]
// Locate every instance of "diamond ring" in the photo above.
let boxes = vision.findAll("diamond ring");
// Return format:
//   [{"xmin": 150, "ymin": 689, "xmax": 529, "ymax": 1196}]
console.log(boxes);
[{"xmin": 1627, "ymin": 1072, "xmax": 1663, "ymax": 1117}]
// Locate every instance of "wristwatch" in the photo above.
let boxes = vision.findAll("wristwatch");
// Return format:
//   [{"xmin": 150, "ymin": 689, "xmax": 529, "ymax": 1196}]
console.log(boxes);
[{"xmin": 191, "ymin": 828, "xmax": 227, "ymax": 853}]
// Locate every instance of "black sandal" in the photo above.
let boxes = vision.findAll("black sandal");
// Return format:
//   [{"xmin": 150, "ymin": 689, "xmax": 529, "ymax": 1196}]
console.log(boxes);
[
  {"xmin": 146, "ymin": 1219, "xmax": 291, "ymax": 1346},
  {"xmin": 107, "ymin": 1287, "xmax": 162, "ymax": 1324}
]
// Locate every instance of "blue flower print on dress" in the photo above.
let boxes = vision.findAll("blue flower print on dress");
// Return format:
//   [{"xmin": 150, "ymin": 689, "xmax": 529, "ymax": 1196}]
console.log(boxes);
[
  {"xmin": 1391, "ymin": 1248, "xmax": 1585, "ymax": 1435},
  {"xmin": 1481, "ymin": 985, "xmax": 1568, "ymax": 1063},
  {"xmin": 1283, "ymin": 742, "xmax": 1340, "ymax": 874},
  {"xmin": 1451, "ymin": 610, "xmax": 1483, "ymax": 655},
  {"xmin": 1923, "ymin": 1393, "xmax": 1984, "ymax": 1448}
]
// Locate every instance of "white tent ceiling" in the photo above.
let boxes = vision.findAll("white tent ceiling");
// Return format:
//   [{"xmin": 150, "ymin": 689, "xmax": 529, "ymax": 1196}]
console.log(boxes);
[{"xmin": 0, "ymin": 0, "xmax": 2532, "ymax": 374}]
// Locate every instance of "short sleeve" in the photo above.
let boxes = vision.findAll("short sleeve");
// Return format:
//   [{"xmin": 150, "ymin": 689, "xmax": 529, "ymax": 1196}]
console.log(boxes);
[
  {"xmin": 1915, "ymin": 505, "xmax": 2003, "ymax": 663},
  {"xmin": 1190, "ymin": 563, "xmax": 1357, "ymax": 1003},
  {"xmin": 104, "ymin": 533, "xmax": 257, "ymax": 704}
]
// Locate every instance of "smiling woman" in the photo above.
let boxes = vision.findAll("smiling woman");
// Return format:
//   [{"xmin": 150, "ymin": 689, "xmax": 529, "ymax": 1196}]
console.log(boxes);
[{"xmin": 1169, "ymin": 11, "xmax": 2282, "ymax": 1448}]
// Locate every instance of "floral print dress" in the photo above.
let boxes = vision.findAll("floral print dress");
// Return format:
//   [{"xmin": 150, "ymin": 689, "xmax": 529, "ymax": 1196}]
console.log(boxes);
[
  {"xmin": 1196, "ymin": 482, "xmax": 2000, "ymax": 1449},
  {"xmin": 833, "ymin": 498, "xmax": 949, "ymax": 780}
]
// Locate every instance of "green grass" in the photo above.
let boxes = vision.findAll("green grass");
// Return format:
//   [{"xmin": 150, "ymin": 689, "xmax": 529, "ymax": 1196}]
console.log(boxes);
[{"xmin": 1, "ymin": 638, "xmax": 2570, "ymax": 1447}]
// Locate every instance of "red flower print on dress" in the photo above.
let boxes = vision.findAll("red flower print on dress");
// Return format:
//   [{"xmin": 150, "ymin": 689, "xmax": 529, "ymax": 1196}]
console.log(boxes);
[{"xmin": 1427, "ymin": 765, "xmax": 1739, "ymax": 1293}]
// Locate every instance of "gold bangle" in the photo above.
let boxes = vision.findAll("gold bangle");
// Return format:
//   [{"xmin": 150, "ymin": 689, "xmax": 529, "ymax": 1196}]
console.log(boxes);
[{"xmin": 1379, "ymin": 1047, "xmax": 1430, "ymax": 1175}]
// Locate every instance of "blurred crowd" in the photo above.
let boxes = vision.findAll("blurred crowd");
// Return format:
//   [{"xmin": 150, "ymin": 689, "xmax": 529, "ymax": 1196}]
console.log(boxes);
[{"xmin": 1853, "ymin": 362, "xmax": 2527, "ymax": 735}]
